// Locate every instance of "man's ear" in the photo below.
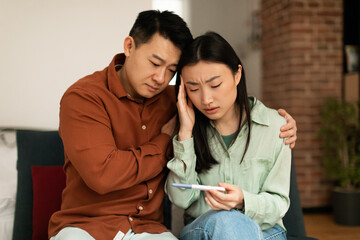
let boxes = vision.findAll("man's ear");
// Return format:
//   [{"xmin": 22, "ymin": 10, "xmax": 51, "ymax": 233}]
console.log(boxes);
[
  {"xmin": 235, "ymin": 64, "xmax": 242, "ymax": 86},
  {"xmin": 124, "ymin": 36, "xmax": 136, "ymax": 57}
]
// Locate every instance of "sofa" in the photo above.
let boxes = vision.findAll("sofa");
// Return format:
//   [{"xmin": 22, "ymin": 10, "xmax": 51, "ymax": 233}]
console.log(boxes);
[
  {"xmin": 12, "ymin": 129, "xmax": 317, "ymax": 240},
  {"xmin": 0, "ymin": 130, "xmax": 17, "ymax": 240}
]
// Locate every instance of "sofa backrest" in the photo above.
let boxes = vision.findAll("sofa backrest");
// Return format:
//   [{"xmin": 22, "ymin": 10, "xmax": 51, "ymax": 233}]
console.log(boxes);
[{"xmin": 13, "ymin": 130, "xmax": 64, "ymax": 240}]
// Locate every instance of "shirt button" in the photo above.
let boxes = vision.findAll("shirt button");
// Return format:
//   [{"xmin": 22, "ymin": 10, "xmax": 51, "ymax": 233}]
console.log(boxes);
[
  {"xmin": 138, "ymin": 206, "xmax": 143, "ymax": 210},
  {"xmin": 142, "ymin": 125, "xmax": 146, "ymax": 130},
  {"xmin": 149, "ymin": 189, "xmax": 153, "ymax": 194},
  {"xmin": 129, "ymin": 217, "xmax": 133, "ymax": 221}
]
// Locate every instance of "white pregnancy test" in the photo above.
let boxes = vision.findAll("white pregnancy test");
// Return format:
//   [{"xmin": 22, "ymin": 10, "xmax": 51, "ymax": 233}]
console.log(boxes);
[{"xmin": 172, "ymin": 183, "xmax": 225, "ymax": 191}]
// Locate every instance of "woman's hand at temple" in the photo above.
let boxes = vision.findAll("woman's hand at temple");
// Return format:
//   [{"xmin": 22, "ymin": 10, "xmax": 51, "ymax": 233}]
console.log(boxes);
[{"xmin": 177, "ymin": 77, "xmax": 195, "ymax": 141}]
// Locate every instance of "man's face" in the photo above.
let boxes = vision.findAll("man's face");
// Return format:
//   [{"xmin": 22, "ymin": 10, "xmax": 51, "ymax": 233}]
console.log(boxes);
[{"xmin": 122, "ymin": 33, "xmax": 181, "ymax": 100}]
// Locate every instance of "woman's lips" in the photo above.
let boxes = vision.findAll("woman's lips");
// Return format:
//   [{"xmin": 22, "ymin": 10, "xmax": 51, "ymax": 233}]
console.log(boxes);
[{"xmin": 204, "ymin": 107, "xmax": 219, "ymax": 114}]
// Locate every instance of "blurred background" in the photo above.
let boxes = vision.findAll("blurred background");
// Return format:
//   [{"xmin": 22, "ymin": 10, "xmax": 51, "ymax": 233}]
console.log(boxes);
[{"xmin": 1, "ymin": 0, "xmax": 360, "ymax": 239}]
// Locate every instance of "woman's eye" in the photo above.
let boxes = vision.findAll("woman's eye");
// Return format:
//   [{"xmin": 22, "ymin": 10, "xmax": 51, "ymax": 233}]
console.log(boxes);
[
  {"xmin": 169, "ymin": 69, "xmax": 176, "ymax": 74},
  {"xmin": 189, "ymin": 88, "xmax": 199, "ymax": 92},
  {"xmin": 211, "ymin": 83, "xmax": 222, "ymax": 88}
]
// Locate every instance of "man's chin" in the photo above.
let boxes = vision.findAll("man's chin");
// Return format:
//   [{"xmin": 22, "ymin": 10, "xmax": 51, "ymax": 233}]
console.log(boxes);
[{"xmin": 141, "ymin": 91, "xmax": 160, "ymax": 99}]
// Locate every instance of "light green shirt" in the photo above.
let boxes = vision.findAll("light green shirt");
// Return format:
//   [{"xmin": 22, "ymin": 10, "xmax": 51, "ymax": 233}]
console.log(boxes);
[{"xmin": 165, "ymin": 97, "xmax": 291, "ymax": 231}]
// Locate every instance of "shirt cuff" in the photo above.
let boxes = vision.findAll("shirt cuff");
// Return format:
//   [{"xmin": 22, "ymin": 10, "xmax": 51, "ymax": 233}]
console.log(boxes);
[
  {"xmin": 167, "ymin": 136, "xmax": 197, "ymax": 176},
  {"xmin": 173, "ymin": 136, "xmax": 195, "ymax": 159},
  {"xmin": 242, "ymin": 190, "xmax": 261, "ymax": 219}
]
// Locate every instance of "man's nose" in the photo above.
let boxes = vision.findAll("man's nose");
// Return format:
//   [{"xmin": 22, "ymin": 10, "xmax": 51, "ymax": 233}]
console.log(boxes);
[{"xmin": 153, "ymin": 68, "xmax": 166, "ymax": 85}]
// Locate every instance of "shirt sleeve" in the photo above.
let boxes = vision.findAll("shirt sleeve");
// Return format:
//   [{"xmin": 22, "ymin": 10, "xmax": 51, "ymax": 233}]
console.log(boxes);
[
  {"xmin": 242, "ymin": 138, "xmax": 291, "ymax": 230},
  {"xmin": 165, "ymin": 136, "xmax": 202, "ymax": 209},
  {"xmin": 59, "ymin": 88, "xmax": 170, "ymax": 195}
]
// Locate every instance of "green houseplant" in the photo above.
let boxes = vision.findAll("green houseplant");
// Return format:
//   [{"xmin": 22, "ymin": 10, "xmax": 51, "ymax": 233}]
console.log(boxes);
[{"xmin": 318, "ymin": 97, "xmax": 360, "ymax": 225}]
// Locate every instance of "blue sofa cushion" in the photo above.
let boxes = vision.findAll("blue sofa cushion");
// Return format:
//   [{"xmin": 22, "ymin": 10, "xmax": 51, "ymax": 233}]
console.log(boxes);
[{"xmin": 13, "ymin": 130, "xmax": 64, "ymax": 240}]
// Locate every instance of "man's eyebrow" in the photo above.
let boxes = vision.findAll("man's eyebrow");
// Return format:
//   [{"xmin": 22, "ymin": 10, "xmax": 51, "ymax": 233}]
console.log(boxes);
[
  {"xmin": 152, "ymin": 54, "xmax": 165, "ymax": 62},
  {"xmin": 185, "ymin": 76, "xmax": 220, "ymax": 85},
  {"xmin": 152, "ymin": 54, "xmax": 177, "ymax": 67}
]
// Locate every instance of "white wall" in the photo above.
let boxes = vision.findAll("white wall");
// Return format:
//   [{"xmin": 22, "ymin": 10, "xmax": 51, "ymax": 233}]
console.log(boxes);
[
  {"xmin": 0, "ymin": 0, "xmax": 151, "ymax": 130},
  {"xmin": 187, "ymin": 0, "xmax": 262, "ymax": 99}
]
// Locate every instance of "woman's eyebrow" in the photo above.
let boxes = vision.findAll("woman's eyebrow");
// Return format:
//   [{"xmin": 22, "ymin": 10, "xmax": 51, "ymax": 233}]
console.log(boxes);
[
  {"xmin": 185, "ymin": 81, "xmax": 199, "ymax": 85},
  {"xmin": 185, "ymin": 75, "xmax": 220, "ymax": 85},
  {"xmin": 205, "ymin": 76, "xmax": 220, "ymax": 83}
]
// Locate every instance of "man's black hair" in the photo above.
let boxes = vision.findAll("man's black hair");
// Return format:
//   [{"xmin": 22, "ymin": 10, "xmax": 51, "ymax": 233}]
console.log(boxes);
[{"xmin": 129, "ymin": 10, "xmax": 193, "ymax": 51}]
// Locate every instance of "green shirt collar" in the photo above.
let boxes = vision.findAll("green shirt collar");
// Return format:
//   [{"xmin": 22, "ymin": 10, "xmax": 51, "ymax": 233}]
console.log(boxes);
[{"xmin": 249, "ymin": 96, "xmax": 270, "ymax": 127}]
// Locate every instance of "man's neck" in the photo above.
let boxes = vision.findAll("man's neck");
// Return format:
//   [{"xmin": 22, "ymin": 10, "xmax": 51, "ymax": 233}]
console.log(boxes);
[{"xmin": 116, "ymin": 67, "xmax": 144, "ymax": 103}]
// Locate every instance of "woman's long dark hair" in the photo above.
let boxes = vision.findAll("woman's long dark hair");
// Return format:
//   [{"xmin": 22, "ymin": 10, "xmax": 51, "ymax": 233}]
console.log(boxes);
[{"xmin": 174, "ymin": 32, "xmax": 252, "ymax": 173}]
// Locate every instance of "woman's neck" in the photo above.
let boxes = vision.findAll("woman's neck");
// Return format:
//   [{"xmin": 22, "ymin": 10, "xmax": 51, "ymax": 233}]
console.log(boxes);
[{"xmin": 214, "ymin": 104, "xmax": 245, "ymax": 136}]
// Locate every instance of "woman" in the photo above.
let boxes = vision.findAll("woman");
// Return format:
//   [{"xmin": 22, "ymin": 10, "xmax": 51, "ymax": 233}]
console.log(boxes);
[{"xmin": 165, "ymin": 32, "xmax": 291, "ymax": 240}]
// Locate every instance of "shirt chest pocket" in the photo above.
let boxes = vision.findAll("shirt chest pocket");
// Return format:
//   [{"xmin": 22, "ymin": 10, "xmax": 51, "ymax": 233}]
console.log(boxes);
[{"xmin": 238, "ymin": 156, "xmax": 273, "ymax": 192}]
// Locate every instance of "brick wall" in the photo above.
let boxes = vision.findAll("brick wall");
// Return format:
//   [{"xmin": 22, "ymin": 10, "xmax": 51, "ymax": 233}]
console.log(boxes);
[{"xmin": 261, "ymin": 0, "xmax": 343, "ymax": 207}]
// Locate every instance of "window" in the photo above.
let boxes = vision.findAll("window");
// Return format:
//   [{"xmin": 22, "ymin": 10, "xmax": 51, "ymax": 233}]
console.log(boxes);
[{"xmin": 152, "ymin": 0, "xmax": 190, "ymax": 85}]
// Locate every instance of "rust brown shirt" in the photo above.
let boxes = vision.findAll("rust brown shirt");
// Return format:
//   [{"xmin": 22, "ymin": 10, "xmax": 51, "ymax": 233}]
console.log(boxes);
[{"xmin": 48, "ymin": 54, "xmax": 176, "ymax": 240}]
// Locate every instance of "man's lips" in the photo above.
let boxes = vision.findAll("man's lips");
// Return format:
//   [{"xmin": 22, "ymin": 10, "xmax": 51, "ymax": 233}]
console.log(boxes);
[{"xmin": 146, "ymin": 84, "xmax": 159, "ymax": 92}]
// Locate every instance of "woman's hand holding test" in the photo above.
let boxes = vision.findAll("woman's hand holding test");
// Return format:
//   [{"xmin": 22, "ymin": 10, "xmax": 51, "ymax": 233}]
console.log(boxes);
[{"xmin": 204, "ymin": 182, "xmax": 244, "ymax": 211}]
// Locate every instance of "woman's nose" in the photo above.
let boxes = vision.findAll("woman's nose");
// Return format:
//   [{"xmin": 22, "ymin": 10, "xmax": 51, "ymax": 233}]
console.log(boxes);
[{"xmin": 201, "ymin": 90, "xmax": 213, "ymax": 105}]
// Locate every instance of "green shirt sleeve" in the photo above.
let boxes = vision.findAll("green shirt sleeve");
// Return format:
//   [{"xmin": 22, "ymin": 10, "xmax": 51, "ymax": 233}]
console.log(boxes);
[
  {"xmin": 243, "ymin": 138, "xmax": 291, "ymax": 230},
  {"xmin": 165, "ymin": 136, "xmax": 202, "ymax": 209}
]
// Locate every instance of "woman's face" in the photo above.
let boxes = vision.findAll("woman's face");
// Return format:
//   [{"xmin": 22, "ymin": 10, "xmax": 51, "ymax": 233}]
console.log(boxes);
[{"xmin": 182, "ymin": 61, "xmax": 241, "ymax": 123}]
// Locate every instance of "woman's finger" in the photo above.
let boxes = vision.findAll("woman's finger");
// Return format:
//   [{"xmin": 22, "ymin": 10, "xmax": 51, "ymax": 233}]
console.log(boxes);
[
  {"xmin": 177, "ymin": 77, "xmax": 187, "ymax": 112},
  {"xmin": 205, "ymin": 191, "xmax": 232, "ymax": 210},
  {"xmin": 205, "ymin": 191, "xmax": 223, "ymax": 210}
]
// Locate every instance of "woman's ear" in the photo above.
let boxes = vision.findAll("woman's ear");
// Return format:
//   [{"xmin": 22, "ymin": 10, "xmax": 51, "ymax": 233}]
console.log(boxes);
[
  {"xmin": 124, "ymin": 36, "xmax": 136, "ymax": 57},
  {"xmin": 235, "ymin": 64, "xmax": 242, "ymax": 86}
]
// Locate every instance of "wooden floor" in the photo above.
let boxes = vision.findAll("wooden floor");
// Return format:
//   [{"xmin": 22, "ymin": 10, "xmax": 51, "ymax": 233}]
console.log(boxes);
[{"xmin": 303, "ymin": 212, "xmax": 360, "ymax": 240}]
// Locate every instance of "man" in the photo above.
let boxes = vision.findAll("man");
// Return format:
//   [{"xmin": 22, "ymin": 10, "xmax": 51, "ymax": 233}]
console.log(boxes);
[{"xmin": 49, "ymin": 10, "xmax": 297, "ymax": 240}]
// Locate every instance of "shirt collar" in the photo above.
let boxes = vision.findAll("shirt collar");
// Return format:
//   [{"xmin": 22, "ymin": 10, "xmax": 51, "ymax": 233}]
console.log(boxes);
[
  {"xmin": 249, "ymin": 96, "xmax": 270, "ymax": 127},
  {"xmin": 108, "ymin": 53, "xmax": 128, "ymax": 99}
]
